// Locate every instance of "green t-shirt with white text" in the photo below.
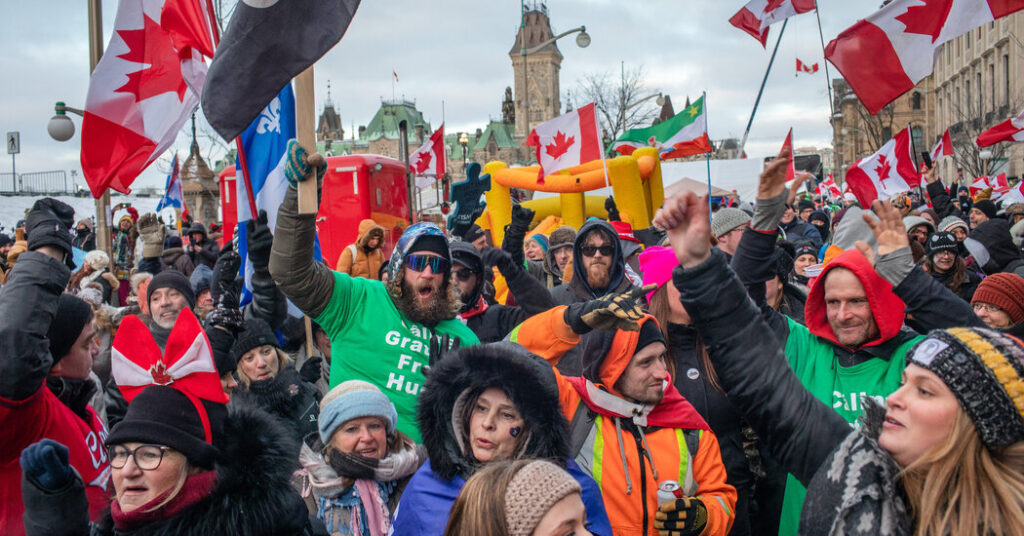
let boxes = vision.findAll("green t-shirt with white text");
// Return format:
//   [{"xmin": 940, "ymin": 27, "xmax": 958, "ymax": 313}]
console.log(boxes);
[{"xmin": 314, "ymin": 272, "xmax": 479, "ymax": 442}]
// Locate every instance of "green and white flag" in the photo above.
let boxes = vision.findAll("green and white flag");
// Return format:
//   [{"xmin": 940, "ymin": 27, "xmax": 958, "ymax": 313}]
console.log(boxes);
[{"xmin": 613, "ymin": 95, "xmax": 712, "ymax": 159}]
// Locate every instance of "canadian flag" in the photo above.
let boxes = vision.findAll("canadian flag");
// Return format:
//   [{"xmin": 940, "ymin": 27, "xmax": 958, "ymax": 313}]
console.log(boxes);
[
  {"xmin": 81, "ymin": 0, "xmax": 215, "ymax": 197},
  {"xmin": 930, "ymin": 129, "xmax": 953, "ymax": 162},
  {"xmin": 782, "ymin": 128, "xmax": 796, "ymax": 181},
  {"xmin": 969, "ymin": 176, "xmax": 991, "ymax": 197},
  {"xmin": 796, "ymin": 58, "xmax": 819, "ymax": 75},
  {"xmin": 111, "ymin": 309, "xmax": 228, "ymax": 405},
  {"xmin": 999, "ymin": 180, "xmax": 1024, "ymax": 207},
  {"xmin": 991, "ymin": 172, "xmax": 1010, "ymax": 196},
  {"xmin": 845, "ymin": 126, "xmax": 920, "ymax": 206},
  {"xmin": 729, "ymin": 0, "xmax": 816, "ymax": 47},
  {"xmin": 816, "ymin": 173, "xmax": 842, "ymax": 198},
  {"xmin": 976, "ymin": 107, "xmax": 1024, "ymax": 147},
  {"xmin": 526, "ymin": 103, "xmax": 602, "ymax": 182},
  {"xmin": 410, "ymin": 124, "xmax": 445, "ymax": 191},
  {"xmin": 825, "ymin": 1, "xmax": 1024, "ymax": 115}
]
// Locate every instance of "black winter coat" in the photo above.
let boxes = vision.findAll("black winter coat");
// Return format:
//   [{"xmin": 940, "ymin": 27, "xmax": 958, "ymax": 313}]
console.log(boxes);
[
  {"xmin": 185, "ymin": 223, "xmax": 219, "ymax": 269},
  {"xmin": 231, "ymin": 367, "xmax": 321, "ymax": 445},
  {"xmin": 22, "ymin": 403, "xmax": 326, "ymax": 536},
  {"xmin": 465, "ymin": 254, "xmax": 555, "ymax": 343},
  {"xmin": 666, "ymin": 323, "xmax": 753, "ymax": 535}
]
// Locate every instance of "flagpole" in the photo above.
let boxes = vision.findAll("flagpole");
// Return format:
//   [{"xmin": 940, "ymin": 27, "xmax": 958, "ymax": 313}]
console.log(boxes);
[
  {"xmin": 812, "ymin": 0, "xmax": 835, "ymax": 118},
  {"xmin": 738, "ymin": 18, "xmax": 788, "ymax": 156},
  {"xmin": 294, "ymin": 67, "xmax": 319, "ymax": 358},
  {"xmin": 703, "ymin": 91, "xmax": 713, "ymax": 219}
]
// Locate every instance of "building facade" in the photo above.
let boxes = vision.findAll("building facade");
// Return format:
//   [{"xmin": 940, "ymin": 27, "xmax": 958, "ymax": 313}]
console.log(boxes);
[{"xmin": 932, "ymin": 12, "xmax": 1024, "ymax": 183}]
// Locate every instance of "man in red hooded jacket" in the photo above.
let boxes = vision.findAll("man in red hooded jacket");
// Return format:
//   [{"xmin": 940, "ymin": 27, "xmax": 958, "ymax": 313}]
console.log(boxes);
[
  {"xmin": 727, "ymin": 147, "xmax": 978, "ymax": 535},
  {"xmin": 510, "ymin": 288, "xmax": 736, "ymax": 536}
]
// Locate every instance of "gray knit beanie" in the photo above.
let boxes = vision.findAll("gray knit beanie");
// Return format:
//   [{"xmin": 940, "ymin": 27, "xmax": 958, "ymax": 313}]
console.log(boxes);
[
  {"xmin": 710, "ymin": 207, "xmax": 751, "ymax": 238},
  {"xmin": 906, "ymin": 327, "xmax": 1024, "ymax": 449},
  {"xmin": 504, "ymin": 460, "xmax": 581, "ymax": 536}
]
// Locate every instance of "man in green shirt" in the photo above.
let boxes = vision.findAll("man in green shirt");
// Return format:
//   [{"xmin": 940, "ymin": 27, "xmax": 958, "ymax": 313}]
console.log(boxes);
[{"xmin": 269, "ymin": 154, "xmax": 477, "ymax": 442}]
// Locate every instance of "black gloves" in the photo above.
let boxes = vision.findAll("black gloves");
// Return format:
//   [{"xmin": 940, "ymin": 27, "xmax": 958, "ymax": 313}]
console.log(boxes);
[
  {"xmin": 299, "ymin": 356, "xmax": 323, "ymax": 384},
  {"xmin": 605, "ymin": 196, "xmax": 621, "ymax": 222},
  {"xmin": 211, "ymin": 243, "xmax": 242, "ymax": 309},
  {"xmin": 654, "ymin": 497, "xmax": 708, "ymax": 536},
  {"xmin": 510, "ymin": 204, "xmax": 536, "ymax": 229},
  {"xmin": 634, "ymin": 226, "xmax": 667, "ymax": 248},
  {"xmin": 246, "ymin": 210, "xmax": 273, "ymax": 271},
  {"xmin": 481, "ymin": 247, "xmax": 514, "ymax": 274},
  {"xmin": 428, "ymin": 333, "xmax": 461, "ymax": 367},
  {"xmin": 20, "ymin": 439, "xmax": 73, "ymax": 492},
  {"xmin": 26, "ymin": 198, "xmax": 75, "ymax": 268},
  {"xmin": 563, "ymin": 285, "xmax": 652, "ymax": 334}
]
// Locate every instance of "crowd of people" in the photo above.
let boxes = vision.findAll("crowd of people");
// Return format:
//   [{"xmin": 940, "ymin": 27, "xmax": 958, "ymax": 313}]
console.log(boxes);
[{"xmin": 1, "ymin": 142, "xmax": 1023, "ymax": 536}]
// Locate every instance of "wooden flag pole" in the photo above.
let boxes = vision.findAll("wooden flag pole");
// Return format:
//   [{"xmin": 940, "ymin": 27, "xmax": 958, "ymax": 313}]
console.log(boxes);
[{"xmin": 293, "ymin": 66, "xmax": 318, "ymax": 358}]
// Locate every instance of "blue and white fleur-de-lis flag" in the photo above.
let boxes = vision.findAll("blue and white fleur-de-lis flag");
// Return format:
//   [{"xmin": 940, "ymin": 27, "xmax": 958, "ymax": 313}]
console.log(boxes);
[
  {"xmin": 202, "ymin": 0, "xmax": 362, "ymax": 141},
  {"xmin": 235, "ymin": 84, "xmax": 321, "ymax": 313}
]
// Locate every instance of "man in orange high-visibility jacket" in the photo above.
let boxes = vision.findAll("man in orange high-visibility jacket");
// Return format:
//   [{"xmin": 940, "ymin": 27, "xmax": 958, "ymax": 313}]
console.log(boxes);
[{"xmin": 509, "ymin": 287, "xmax": 735, "ymax": 536}]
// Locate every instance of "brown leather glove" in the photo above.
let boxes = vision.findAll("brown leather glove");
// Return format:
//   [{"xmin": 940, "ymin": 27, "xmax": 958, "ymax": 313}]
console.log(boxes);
[
  {"xmin": 563, "ymin": 284, "xmax": 654, "ymax": 334},
  {"xmin": 654, "ymin": 496, "xmax": 707, "ymax": 536}
]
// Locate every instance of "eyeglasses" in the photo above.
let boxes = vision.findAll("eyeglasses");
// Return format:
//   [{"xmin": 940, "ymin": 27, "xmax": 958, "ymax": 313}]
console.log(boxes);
[
  {"xmin": 452, "ymin": 268, "xmax": 476, "ymax": 282},
  {"xmin": 973, "ymin": 303, "xmax": 1004, "ymax": 314},
  {"xmin": 108, "ymin": 444, "xmax": 172, "ymax": 470},
  {"xmin": 404, "ymin": 254, "xmax": 451, "ymax": 274},
  {"xmin": 580, "ymin": 245, "xmax": 614, "ymax": 257}
]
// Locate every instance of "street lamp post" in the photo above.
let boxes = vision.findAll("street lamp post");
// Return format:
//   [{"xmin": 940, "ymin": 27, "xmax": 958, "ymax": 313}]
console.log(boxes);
[
  {"xmin": 459, "ymin": 132, "xmax": 469, "ymax": 175},
  {"xmin": 47, "ymin": 0, "xmax": 111, "ymax": 256},
  {"xmin": 519, "ymin": 2, "xmax": 589, "ymax": 140}
]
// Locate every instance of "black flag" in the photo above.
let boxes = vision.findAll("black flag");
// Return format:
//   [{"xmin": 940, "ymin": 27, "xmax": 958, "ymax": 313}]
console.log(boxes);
[{"xmin": 202, "ymin": 0, "xmax": 361, "ymax": 141}]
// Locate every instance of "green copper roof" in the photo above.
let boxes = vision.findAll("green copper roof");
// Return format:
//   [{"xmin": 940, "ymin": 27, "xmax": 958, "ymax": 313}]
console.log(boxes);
[
  {"xmin": 360, "ymin": 100, "xmax": 432, "ymax": 143},
  {"xmin": 472, "ymin": 121, "xmax": 518, "ymax": 151}
]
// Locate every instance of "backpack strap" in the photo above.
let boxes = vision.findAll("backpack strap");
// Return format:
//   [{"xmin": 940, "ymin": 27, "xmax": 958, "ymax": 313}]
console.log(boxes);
[{"xmin": 569, "ymin": 401, "xmax": 597, "ymax": 457}]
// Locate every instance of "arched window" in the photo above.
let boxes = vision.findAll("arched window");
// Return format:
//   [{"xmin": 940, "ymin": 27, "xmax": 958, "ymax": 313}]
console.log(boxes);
[{"xmin": 912, "ymin": 92, "xmax": 922, "ymax": 110}]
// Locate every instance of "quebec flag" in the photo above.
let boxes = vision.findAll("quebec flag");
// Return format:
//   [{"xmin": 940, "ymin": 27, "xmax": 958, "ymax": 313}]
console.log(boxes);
[
  {"xmin": 235, "ymin": 84, "xmax": 322, "ymax": 312},
  {"xmin": 156, "ymin": 153, "xmax": 183, "ymax": 211}
]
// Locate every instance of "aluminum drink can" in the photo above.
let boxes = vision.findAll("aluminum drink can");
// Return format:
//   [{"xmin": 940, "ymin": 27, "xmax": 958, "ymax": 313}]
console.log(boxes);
[{"xmin": 657, "ymin": 480, "xmax": 682, "ymax": 505}]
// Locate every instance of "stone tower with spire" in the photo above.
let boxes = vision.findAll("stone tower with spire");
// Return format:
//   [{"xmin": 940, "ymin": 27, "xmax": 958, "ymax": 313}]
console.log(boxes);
[
  {"xmin": 181, "ymin": 115, "xmax": 219, "ymax": 224},
  {"xmin": 317, "ymin": 80, "xmax": 344, "ymax": 149},
  {"xmin": 509, "ymin": 2, "xmax": 562, "ymax": 139}
]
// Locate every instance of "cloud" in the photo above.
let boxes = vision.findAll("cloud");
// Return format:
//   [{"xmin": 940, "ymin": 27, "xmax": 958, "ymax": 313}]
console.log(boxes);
[{"xmin": 3, "ymin": 0, "xmax": 874, "ymax": 192}]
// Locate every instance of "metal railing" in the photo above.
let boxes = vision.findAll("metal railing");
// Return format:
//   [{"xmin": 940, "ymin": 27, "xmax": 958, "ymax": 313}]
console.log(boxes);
[{"xmin": 0, "ymin": 170, "xmax": 72, "ymax": 194}]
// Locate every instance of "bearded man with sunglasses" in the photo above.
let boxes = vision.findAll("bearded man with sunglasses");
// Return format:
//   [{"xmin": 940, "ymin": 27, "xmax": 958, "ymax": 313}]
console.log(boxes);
[{"xmin": 270, "ymin": 148, "xmax": 477, "ymax": 443}]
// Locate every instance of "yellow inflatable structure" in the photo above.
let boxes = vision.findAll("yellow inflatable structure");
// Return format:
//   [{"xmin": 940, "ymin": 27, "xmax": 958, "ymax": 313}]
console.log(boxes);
[{"xmin": 476, "ymin": 146, "xmax": 665, "ymax": 246}]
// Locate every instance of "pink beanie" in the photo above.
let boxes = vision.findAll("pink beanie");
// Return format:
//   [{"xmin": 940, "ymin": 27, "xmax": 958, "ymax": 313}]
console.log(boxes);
[{"xmin": 638, "ymin": 246, "xmax": 680, "ymax": 302}]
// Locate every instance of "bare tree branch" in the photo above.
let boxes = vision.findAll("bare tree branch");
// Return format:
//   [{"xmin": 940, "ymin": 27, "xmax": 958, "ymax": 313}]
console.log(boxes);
[
  {"xmin": 947, "ymin": 95, "xmax": 1020, "ymax": 179},
  {"xmin": 574, "ymin": 65, "xmax": 660, "ymax": 142}
]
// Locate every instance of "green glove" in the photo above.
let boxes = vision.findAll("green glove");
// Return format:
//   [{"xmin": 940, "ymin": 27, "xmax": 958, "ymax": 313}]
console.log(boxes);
[
  {"xmin": 654, "ymin": 496, "xmax": 707, "ymax": 536},
  {"xmin": 284, "ymin": 139, "xmax": 326, "ymax": 188},
  {"xmin": 563, "ymin": 284, "xmax": 654, "ymax": 334}
]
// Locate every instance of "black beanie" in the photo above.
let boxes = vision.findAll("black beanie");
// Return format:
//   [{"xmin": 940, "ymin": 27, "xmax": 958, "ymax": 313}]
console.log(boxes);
[
  {"xmin": 634, "ymin": 320, "xmax": 666, "ymax": 354},
  {"xmin": 230, "ymin": 318, "xmax": 279, "ymax": 363},
  {"xmin": 49, "ymin": 294, "xmax": 94, "ymax": 363},
  {"xmin": 450, "ymin": 241, "xmax": 483, "ymax": 274},
  {"xmin": 106, "ymin": 385, "xmax": 226, "ymax": 469},
  {"xmin": 926, "ymin": 231, "xmax": 959, "ymax": 255},
  {"xmin": 147, "ymin": 270, "xmax": 196, "ymax": 309},
  {"xmin": 0, "ymin": 234, "xmax": 12, "ymax": 249},
  {"xmin": 205, "ymin": 326, "xmax": 237, "ymax": 376},
  {"xmin": 973, "ymin": 199, "xmax": 997, "ymax": 219},
  {"xmin": 463, "ymin": 224, "xmax": 486, "ymax": 244},
  {"xmin": 410, "ymin": 234, "xmax": 451, "ymax": 260},
  {"xmin": 797, "ymin": 199, "xmax": 815, "ymax": 213}
]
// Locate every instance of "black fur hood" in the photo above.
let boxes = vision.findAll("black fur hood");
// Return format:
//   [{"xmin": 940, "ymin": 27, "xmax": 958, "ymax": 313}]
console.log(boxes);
[
  {"xmin": 95, "ymin": 404, "xmax": 313, "ymax": 535},
  {"xmin": 417, "ymin": 342, "xmax": 571, "ymax": 481}
]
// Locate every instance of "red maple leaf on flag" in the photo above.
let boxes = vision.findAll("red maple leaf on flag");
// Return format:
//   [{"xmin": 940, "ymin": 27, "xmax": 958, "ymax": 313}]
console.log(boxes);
[
  {"xmin": 895, "ymin": 0, "xmax": 953, "ymax": 43},
  {"xmin": 115, "ymin": 14, "xmax": 188, "ymax": 102},
  {"xmin": 875, "ymin": 155, "xmax": 892, "ymax": 181},
  {"xmin": 765, "ymin": 0, "xmax": 787, "ymax": 12},
  {"xmin": 149, "ymin": 360, "xmax": 173, "ymax": 385},
  {"xmin": 545, "ymin": 131, "xmax": 575, "ymax": 159},
  {"xmin": 413, "ymin": 151, "xmax": 432, "ymax": 173}
]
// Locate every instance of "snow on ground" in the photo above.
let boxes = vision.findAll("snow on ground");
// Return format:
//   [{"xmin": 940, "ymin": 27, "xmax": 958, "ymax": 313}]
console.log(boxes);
[{"xmin": 0, "ymin": 194, "xmax": 167, "ymax": 235}]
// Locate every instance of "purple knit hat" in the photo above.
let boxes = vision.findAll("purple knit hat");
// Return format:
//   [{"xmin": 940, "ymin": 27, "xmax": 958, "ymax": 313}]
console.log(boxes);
[{"xmin": 638, "ymin": 246, "xmax": 679, "ymax": 302}]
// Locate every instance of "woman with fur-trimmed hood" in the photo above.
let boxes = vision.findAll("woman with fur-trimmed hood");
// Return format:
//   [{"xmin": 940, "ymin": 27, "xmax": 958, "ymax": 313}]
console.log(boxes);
[{"xmin": 389, "ymin": 343, "xmax": 612, "ymax": 536}]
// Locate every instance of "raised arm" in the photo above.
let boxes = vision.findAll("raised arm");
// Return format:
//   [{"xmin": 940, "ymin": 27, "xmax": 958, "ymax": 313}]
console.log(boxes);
[
  {"xmin": 501, "ymin": 204, "xmax": 535, "ymax": 269},
  {"xmin": 654, "ymin": 192, "xmax": 850, "ymax": 486},
  {"xmin": 268, "ymin": 143, "xmax": 334, "ymax": 318},
  {"xmin": 0, "ymin": 199, "xmax": 76, "ymax": 402}
]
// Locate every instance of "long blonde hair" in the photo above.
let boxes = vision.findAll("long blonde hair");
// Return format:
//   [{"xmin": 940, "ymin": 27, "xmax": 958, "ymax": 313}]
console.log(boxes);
[
  {"xmin": 901, "ymin": 409, "xmax": 1024, "ymax": 536},
  {"xmin": 236, "ymin": 347, "xmax": 291, "ymax": 387}
]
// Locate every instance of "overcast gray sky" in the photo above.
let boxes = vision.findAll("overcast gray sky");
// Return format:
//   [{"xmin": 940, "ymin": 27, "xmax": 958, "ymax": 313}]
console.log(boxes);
[{"xmin": 0, "ymin": 0, "xmax": 873, "ymax": 192}]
